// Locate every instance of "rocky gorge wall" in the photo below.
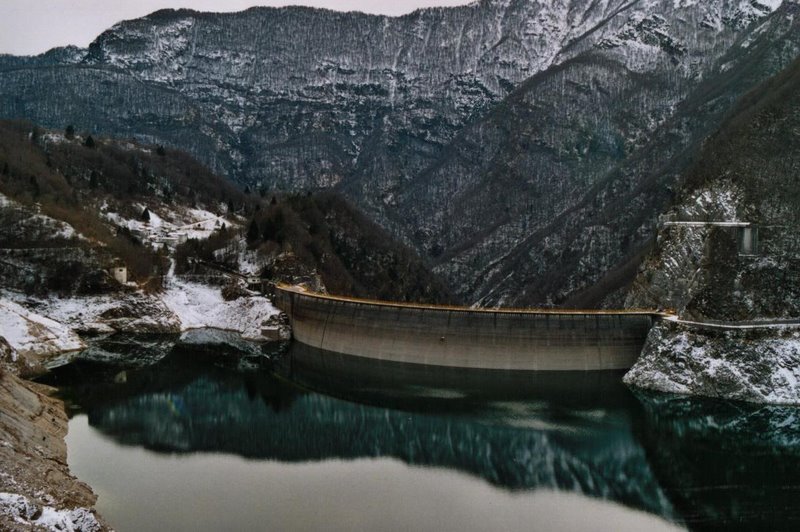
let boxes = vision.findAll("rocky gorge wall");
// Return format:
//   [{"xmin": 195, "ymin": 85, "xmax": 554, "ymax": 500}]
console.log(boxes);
[
  {"xmin": 625, "ymin": 321, "xmax": 800, "ymax": 404},
  {"xmin": 623, "ymin": 52, "xmax": 800, "ymax": 404}
]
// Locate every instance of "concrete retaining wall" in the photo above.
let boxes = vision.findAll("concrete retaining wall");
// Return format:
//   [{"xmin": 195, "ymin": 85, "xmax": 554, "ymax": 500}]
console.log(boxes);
[{"xmin": 276, "ymin": 286, "xmax": 657, "ymax": 371}]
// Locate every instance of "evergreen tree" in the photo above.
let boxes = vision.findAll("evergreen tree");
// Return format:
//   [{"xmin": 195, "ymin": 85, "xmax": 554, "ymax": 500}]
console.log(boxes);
[
  {"xmin": 227, "ymin": 199, "xmax": 235, "ymax": 213},
  {"xmin": 247, "ymin": 219, "xmax": 259, "ymax": 242},
  {"xmin": 65, "ymin": 125, "xmax": 75, "ymax": 139},
  {"xmin": 141, "ymin": 207, "xmax": 151, "ymax": 222},
  {"xmin": 84, "ymin": 135, "xmax": 96, "ymax": 148},
  {"xmin": 263, "ymin": 210, "xmax": 286, "ymax": 243},
  {"xmin": 156, "ymin": 145, "xmax": 166, "ymax": 156}
]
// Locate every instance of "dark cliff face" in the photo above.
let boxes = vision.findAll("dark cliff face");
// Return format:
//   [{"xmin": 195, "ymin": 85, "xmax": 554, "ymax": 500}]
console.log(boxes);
[
  {"xmin": 404, "ymin": 1, "xmax": 800, "ymax": 307},
  {"xmin": 0, "ymin": 0, "xmax": 796, "ymax": 305},
  {"xmin": 622, "ymin": 49, "xmax": 800, "ymax": 406},
  {"xmin": 627, "ymin": 50, "xmax": 800, "ymax": 320}
]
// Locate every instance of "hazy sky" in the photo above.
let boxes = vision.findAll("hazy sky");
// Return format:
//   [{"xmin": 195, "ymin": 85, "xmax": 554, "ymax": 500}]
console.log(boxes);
[{"xmin": 0, "ymin": 1, "xmax": 474, "ymax": 56}]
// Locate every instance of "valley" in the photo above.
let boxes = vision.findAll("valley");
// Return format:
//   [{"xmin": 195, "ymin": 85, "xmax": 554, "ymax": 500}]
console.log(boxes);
[{"xmin": 0, "ymin": 1, "xmax": 799, "ymax": 530}]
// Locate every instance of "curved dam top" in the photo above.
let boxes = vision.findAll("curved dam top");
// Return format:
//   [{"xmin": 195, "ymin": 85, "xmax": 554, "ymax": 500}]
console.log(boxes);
[{"xmin": 274, "ymin": 285, "xmax": 667, "ymax": 372}]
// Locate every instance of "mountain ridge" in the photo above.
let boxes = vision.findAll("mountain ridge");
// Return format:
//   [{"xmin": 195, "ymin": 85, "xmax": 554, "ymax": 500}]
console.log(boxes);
[{"xmin": 0, "ymin": 0, "xmax": 795, "ymax": 305}]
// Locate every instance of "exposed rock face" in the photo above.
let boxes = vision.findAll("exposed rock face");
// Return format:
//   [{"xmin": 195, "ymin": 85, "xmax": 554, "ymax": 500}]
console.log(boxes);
[
  {"xmin": 624, "ymin": 51, "xmax": 800, "ymax": 403},
  {"xmin": 0, "ymin": 370, "xmax": 106, "ymax": 530},
  {"xmin": 625, "ymin": 321, "xmax": 800, "ymax": 404},
  {"xmin": 95, "ymin": 296, "xmax": 182, "ymax": 334},
  {"xmin": 1, "ymin": 1, "xmax": 798, "ymax": 304}
]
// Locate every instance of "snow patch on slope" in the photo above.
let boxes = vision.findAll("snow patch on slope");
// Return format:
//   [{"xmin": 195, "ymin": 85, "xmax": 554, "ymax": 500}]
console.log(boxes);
[
  {"xmin": 0, "ymin": 299, "xmax": 84, "ymax": 361},
  {"xmin": 162, "ymin": 278, "xmax": 278, "ymax": 340},
  {"xmin": 102, "ymin": 202, "xmax": 239, "ymax": 251},
  {"xmin": 0, "ymin": 192, "xmax": 84, "ymax": 241},
  {"xmin": 0, "ymin": 492, "xmax": 101, "ymax": 532}
]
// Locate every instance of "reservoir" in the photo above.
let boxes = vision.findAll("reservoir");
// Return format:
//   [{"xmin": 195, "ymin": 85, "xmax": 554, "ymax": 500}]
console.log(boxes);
[{"xmin": 44, "ymin": 336, "xmax": 800, "ymax": 531}]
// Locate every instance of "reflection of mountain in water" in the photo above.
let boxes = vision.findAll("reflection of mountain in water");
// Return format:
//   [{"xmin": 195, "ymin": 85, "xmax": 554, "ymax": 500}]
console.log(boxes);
[
  {"xmin": 635, "ymin": 392, "xmax": 800, "ymax": 532},
  {"xmin": 50, "ymin": 343, "xmax": 677, "ymax": 522},
  {"xmin": 47, "ymin": 338, "xmax": 800, "ymax": 530}
]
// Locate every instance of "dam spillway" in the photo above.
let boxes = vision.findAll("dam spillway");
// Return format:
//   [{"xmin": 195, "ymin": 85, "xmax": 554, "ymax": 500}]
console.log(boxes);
[{"xmin": 274, "ymin": 285, "xmax": 663, "ymax": 371}]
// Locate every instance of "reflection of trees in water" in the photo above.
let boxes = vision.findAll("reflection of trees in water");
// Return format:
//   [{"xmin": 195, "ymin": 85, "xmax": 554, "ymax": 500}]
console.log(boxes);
[
  {"xmin": 49, "ymin": 339, "xmax": 800, "ymax": 529},
  {"xmin": 633, "ymin": 391, "xmax": 800, "ymax": 531},
  {"xmin": 54, "ymin": 346, "xmax": 677, "ymax": 521}
]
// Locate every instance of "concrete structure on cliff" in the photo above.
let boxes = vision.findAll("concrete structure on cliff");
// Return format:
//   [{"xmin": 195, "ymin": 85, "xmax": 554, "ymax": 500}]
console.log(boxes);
[{"xmin": 275, "ymin": 285, "xmax": 668, "ymax": 371}]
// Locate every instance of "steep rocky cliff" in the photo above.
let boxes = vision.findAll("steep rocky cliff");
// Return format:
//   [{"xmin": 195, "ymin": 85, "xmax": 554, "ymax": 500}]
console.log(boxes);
[
  {"xmin": 624, "ymin": 53, "xmax": 800, "ymax": 403},
  {"xmin": 0, "ymin": 1, "xmax": 797, "ymax": 304},
  {"xmin": 627, "ymin": 52, "xmax": 800, "ymax": 319}
]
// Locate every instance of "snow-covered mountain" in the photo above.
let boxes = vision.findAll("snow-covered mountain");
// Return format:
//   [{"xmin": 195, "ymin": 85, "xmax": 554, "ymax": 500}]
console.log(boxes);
[{"xmin": 0, "ymin": 0, "xmax": 797, "ymax": 304}]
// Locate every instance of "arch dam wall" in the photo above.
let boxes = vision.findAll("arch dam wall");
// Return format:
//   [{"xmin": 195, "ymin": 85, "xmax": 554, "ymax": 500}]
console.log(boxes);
[{"xmin": 275, "ymin": 285, "xmax": 664, "ymax": 371}]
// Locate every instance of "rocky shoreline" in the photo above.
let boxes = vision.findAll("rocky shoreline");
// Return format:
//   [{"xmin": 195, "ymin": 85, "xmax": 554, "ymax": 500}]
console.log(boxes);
[
  {"xmin": 625, "ymin": 320, "xmax": 800, "ymax": 405},
  {"xmin": 0, "ymin": 358, "xmax": 107, "ymax": 531},
  {"xmin": 0, "ymin": 280, "xmax": 290, "ymax": 531},
  {"xmin": 2, "ymin": 277, "xmax": 799, "ymax": 530}
]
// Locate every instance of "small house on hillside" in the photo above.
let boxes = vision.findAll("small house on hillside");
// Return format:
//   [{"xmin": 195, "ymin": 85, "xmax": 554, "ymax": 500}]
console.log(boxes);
[{"xmin": 109, "ymin": 260, "xmax": 128, "ymax": 285}]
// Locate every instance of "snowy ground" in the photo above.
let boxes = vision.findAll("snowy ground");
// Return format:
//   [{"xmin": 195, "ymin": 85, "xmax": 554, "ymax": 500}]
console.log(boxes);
[
  {"xmin": 0, "ymin": 493, "xmax": 102, "ymax": 532},
  {"xmin": 625, "ymin": 321, "xmax": 800, "ymax": 405},
  {"xmin": 162, "ymin": 277, "xmax": 279, "ymax": 340},
  {"xmin": 102, "ymin": 201, "xmax": 241, "ymax": 251},
  {"xmin": 0, "ymin": 280, "xmax": 281, "ymax": 359},
  {"xmin": 0, "ymin": 298, "xmax": 84, "ymax": 363},
  {"xmin": 0, "ymin": 191, "xmax": 284, "ymax": 362}
]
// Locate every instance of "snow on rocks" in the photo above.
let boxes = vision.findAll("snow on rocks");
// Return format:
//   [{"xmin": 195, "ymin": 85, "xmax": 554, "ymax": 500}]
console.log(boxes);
[
  {"xmin": 0, "ymin": 493, "xmax": 102, "ymax": 532},
  {"xmin": 1, "ymin": 277, "xmax": 283, "ymax": 356},
  {"xmin": 3, "ymin": 291, "xmax": 181, "ymax": 336},
  {"xmin": 162, "ymin": 277, "xmax": 279, "ymax": 341},
  {"xmin": 625, "ymin": 321, "xmax": 800, "ymax": 405},
  {"xmin": 674, "ymin": 181, "xmax": 745, "ymax": 222},
  {"xmin": 0, "ymin": 299, "xmax": 84, "ymax": 364}
]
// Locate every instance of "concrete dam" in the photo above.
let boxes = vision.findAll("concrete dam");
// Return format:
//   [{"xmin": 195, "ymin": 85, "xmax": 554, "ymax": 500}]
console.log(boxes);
[{"xmin": 275, "ymin": 285, "xmax": 667, "ymax": 371}]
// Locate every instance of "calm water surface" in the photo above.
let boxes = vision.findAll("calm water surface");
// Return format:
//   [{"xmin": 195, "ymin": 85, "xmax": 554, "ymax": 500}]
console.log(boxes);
[{"xmin": 44, "ymin": 337, "xmax": 800, "ymax": 531}]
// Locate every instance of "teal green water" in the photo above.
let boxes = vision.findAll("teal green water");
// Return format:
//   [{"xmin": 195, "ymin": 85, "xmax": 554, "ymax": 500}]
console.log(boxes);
[{"xmin": 45, "ymin": 339, "xmax": 800, "ymax": 531}]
